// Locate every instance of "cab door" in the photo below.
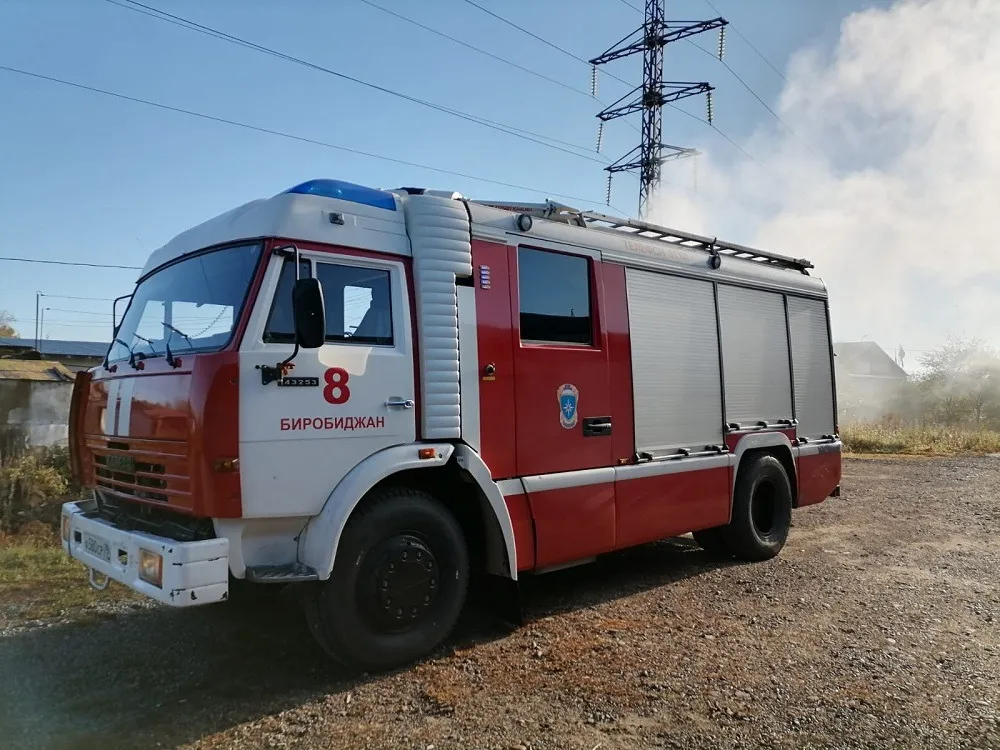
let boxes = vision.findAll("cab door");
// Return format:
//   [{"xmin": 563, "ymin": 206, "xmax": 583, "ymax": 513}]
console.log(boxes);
[
  {"xmin": 238, "ymin": 246, "xmax": 416, "ymax": 518},
  {"xmin": 510, "ymin": 243, "xmax": 615, "ymax": 567}
]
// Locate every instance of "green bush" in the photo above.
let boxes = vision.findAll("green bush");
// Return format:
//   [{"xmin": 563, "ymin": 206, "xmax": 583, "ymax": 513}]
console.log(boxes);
[{"xmin": 0, "ymin": 446, "xmax": 74, "ymax": 535}]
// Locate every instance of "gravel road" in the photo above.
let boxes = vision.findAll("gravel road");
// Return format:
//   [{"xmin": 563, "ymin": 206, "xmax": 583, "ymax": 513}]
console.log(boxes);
[{"xmin": 2, "ymin": 455, "xmax": 998, "ymax": 750}]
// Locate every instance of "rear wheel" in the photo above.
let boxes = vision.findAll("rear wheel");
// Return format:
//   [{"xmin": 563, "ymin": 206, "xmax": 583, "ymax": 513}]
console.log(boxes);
[
  {"xmin": 308, "ymin": 486, "xmax": 469, "ymax": 671},
  {"xmin": 722, "ymin": 453, "xmax": 793, "ymax": 562}
]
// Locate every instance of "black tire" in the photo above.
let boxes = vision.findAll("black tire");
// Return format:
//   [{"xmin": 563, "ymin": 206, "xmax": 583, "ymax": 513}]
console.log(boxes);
[
  {"xmin": 309, "ymin": 486, "xmax": 469, "ymax": 671},
  {"xmin": 692, "ymin": 527, "xmax": 731, "ymax": 557},
  {"xmin": 721, "ymin": 453, "xmax": 793, "ymax": 562}
]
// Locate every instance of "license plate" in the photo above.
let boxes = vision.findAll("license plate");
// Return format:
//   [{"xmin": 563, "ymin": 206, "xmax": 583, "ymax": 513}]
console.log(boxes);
[
  {"xmin": 106, "ymin": 454, "xmax": 136, "ymax": 473},
  {"xmin": 84, "ymin": 534, "xmax": 112, "ymax": 563}
]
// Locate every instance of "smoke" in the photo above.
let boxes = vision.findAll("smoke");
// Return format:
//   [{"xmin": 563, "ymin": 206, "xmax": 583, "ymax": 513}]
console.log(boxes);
[{"xmin": 650, "ymin": 0, "xmax": 1000, "ymax": 357}]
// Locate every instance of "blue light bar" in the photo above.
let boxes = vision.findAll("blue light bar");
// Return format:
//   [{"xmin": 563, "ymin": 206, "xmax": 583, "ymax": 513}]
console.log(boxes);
[{"xmin": 284, "ymin": 179, "xmax": 397, "ymax": 211}]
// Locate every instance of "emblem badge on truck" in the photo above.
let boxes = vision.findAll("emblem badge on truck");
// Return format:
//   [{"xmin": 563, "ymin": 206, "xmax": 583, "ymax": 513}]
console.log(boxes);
[{"xmin": 557, "ymin": 384, "xmax": 579, "ymax": 429}]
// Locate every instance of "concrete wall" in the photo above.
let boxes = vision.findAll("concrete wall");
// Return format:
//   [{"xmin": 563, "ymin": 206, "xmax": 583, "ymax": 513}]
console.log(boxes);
[{"xmin": 0, "ymin": 380, "xmax": 72, "ymax": 450}]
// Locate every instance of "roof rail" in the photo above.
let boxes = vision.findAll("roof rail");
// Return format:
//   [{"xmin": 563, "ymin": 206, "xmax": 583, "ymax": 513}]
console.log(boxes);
[{"xmin": 473, "ymin": 200, "xmax": 813, "ymax": 273}]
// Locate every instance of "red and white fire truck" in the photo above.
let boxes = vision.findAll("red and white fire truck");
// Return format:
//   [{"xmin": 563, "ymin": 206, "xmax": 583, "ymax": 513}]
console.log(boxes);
[{"xmin": 61, "ymin": 178, "xmax": 841, "ymax": 670}]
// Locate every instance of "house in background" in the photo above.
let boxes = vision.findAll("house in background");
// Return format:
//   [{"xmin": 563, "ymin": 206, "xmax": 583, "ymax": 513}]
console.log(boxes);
[
  {"xmin": 0, "ymin": 358, "xmax": 75, "ymax": 451},
  {"xmin": 0, "ymin": 337, "xmax": 109, "ymax": 373},
  {"xmin": 833, "ymin": 341, "xmax": 909, "ymax": 422}
]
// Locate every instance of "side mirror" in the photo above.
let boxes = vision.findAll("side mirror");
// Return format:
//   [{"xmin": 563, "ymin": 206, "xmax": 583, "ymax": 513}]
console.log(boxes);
[{"xmin": 292, "ymin": 277, "xmax": 326, "ymax": 349}]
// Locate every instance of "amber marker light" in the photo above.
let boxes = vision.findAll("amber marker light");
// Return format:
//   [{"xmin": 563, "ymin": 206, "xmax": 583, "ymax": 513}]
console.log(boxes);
[
  {"xmin": 214, "ymin": 457, "xmax": 240, "ymax": 473},
  {"xmin": 138, "ymin": 548, "xmax": 163, "ymax": 588}
]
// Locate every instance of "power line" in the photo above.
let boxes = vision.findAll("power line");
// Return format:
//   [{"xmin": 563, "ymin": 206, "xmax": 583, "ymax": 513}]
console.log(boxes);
[
  {"xmin": 0, "ymin": 254, "xmax": 141, "ymax": 270},
  {"xmin": 44, "ymin": 308, "xmax": 113, "ymax": 316},
  {"xmin": 663, "ymin": 103, "xmax": 767, "ymax": 170},
  {"xmin": 0, "ymin": 65, "xmax": 610, "ymax": 208},
  {"xmin": 106, "ymin": 0, "xmax": 607, "ymax": 164},
  {"xmin": 614, "ymin": 0, "xmax": 644, "ymax": 12},
  {"xmin": 688, "ymin": 41, "xmax": 822, "ymax": 160},
  {"xmin": 591, "ymin": 5, "xmax": 726, "ymax": 215},
  {"xmin": 458, "ymin": 0, "xmax": 764, "ymax": 171},
  {"xmin": 5, "ymin": 316, "xmax": 110, "ymax": 326},
  {"xmin": 354, "ymin": 0, "xmax": 590, "ymax": 98},
  {"xmin": 617, "ymin": 0, "xmax": 790, "ymax": 84},
  {"xmin": 459, "ymin": 0, "xmax": 639, "ymax": 92},
  {"xmin": 701, "ymin": 0, "xmax": 787, "ymax": 82},
  {"xmin": 354, "ymin": 0, "xmax": 642, "ymax": 140},
  {"xmin": 600, "ymin": 0, "xmax": 780, "ymax": 175},
  {"xmin": 40, "ymin": 294, "xmax": 117, "ymax": 302},
  {"xmin": 460, "ymin": 0, "xmax": 591, "ymax": 66},
  {"xmin": 706, "ymin": 125, "xmax": 766, "ymax": 170}
]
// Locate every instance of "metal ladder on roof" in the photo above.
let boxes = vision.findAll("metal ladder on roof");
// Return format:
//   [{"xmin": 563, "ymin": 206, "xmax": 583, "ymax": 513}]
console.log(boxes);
[{"xmin": 472, "ymin": 199, "xmax": 813, "ymax": 273}]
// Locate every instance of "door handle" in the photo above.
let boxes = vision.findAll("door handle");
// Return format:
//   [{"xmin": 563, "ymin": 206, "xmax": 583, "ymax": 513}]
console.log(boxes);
[
  {"xmin": 385, "ymin": 397, "xmax": 415, "ymax": 409},
  {"xmin": 582, "ymin": 417, "xmax": 612, "ymax": 437}
]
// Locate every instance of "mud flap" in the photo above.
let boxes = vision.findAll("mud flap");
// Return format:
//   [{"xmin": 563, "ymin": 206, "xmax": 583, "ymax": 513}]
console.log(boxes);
[{"xmin": 471, "ymin": 574, "xmax": 523, "ymax": 628}]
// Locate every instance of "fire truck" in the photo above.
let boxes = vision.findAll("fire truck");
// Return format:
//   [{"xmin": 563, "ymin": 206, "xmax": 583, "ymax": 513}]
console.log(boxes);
[{"xmin": 61, "ymin": 178, "xmax": 841, "ymax": 671}]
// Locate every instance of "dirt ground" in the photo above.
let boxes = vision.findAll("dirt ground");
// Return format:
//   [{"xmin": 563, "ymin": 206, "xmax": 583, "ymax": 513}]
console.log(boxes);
[{"xmin": 1, "ymin": 455, "xmax": 999, "ymax": 750}]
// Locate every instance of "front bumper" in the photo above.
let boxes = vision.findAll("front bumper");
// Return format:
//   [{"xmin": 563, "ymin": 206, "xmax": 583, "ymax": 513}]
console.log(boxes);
[{"xmin": 61, "ymin": 499, "xmax": 229, "ymax": 607}]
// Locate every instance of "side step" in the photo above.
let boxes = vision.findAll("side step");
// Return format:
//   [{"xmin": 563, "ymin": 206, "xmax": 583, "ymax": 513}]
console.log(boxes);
[{"xmin": 245, "ymin": 563, "xmax": 319, "ymax": 584}]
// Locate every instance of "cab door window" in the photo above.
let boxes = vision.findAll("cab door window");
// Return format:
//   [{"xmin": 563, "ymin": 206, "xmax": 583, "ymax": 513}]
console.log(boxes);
[
  {"xmin": 316, "ymin": 262, "xmax": 393, "ymax": 345},
  {"xmin": 264, "ymin": 258, "xmax": 394, "ymax": 346},
  {"xmin": 518, "ymin": 247, "xmax": 593, "ymax": 346}
]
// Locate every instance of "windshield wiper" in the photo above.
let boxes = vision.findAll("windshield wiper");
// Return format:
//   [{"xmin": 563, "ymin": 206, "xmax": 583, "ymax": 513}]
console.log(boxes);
[
  {"xmin": 113, "ymin": 337, "xmax": 143, "ymax": 370},
  {"xmin": 163, "ymin": 322, "xmax": 193, "ymax": 347},
  {"xmin": 163, "ymin": 322, "xmax": 193, "ymax": 368},
  {"xmin": 132, "ymin": 334, "xmax": 161, "ymax": 359}
]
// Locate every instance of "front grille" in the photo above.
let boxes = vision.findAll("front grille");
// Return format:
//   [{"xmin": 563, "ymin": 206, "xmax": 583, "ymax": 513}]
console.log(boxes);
[
  {"xmin": 94, "ymin": 455, "xmax": 169, "ymax": 502},
  {"xmin": 88, "ymin": 438, "xmax": 191, "ymax": 508}
]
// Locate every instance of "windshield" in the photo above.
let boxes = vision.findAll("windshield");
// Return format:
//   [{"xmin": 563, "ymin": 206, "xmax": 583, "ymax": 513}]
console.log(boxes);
[{"xmin": 108, "ymin": 243, "xmax": 262, "ymax": 363}]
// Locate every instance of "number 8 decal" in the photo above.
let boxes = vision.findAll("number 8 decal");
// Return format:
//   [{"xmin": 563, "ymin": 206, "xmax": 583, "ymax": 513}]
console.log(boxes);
[{"xmin": 323, "ymin": 367, "xmax": 350, "ymax": 404}]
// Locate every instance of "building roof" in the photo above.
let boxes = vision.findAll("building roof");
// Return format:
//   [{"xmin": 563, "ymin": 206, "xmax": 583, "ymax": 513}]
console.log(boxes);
[
  {"xmin": 0, "ymin": 358, "xmax": 75, "ymax": 382},
  {"xmin": 833, "ymin": 341, "xmax": 908, "ymax": 379},
  {"xmin": 0, "ymin": 337, "xmax": 109, "ymax": 359}
]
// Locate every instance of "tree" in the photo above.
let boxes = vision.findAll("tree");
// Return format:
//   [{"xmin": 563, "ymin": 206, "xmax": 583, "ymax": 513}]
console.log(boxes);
[
  {"xmin": 916, "ymin": 337, "xmax": 1000, "ymax": 430},
  {"xmin": 0, "ymin": 310, "xmax": 17, "ymax": 338}
]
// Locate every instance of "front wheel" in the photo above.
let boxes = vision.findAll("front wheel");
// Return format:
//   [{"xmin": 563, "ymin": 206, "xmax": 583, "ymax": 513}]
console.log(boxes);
[
  {"xmin": 721, "ymin": 453, "xmax": 793, "ymax": 562},
  {"xmin": 307, "ymin": 486, "xmax": 469, "ymax": 671}
]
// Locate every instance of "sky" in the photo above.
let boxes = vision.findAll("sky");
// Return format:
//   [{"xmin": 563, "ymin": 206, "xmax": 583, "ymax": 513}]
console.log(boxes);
[{"xmin": 6, "ymin": 0, "xmax": 985, "ymax": 367}]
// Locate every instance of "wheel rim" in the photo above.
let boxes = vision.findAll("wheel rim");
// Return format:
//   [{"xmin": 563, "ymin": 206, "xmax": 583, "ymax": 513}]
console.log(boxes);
[
  {"xmin": 358, "ymin": 533, "xmax": 440, "ymax": 634},
  {"xmin": 751, "ymin": 480, "xmax": 778, "ymax": 537}
]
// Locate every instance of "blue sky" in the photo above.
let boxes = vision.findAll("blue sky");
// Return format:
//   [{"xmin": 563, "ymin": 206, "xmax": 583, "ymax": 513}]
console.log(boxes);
[{"xmin": 0, "ymin": 0, "xmax": 882, "ymax": 344}]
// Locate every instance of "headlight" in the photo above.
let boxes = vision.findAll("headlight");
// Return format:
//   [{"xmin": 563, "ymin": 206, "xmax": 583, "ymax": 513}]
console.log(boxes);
[
  {"xmin": 138, "ymin": 548, "xmax": 163, "ymax": 588},
  {"xmin": 61, "ymin": 515, "xmax": 71, "ymax": 542}
]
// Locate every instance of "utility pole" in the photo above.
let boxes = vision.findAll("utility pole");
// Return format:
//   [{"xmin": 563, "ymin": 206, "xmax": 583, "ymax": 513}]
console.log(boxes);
[
  {"xmin": 591, "ymin": 1, "xmax": 727, "ymax": 217},
  {"xmin": 34, "ymin": 291, "xmax": 44, "ymax": 351}
]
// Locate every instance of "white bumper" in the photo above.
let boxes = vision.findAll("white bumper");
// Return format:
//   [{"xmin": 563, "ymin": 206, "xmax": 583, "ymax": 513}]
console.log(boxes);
[{"xmin": 61, "ymin": 500, "xmax": 229, "ymax": 607}]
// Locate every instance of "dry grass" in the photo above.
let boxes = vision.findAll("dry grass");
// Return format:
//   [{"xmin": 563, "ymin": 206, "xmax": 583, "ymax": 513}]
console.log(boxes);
[
  {"xmin": 0, "ymin": 527, "xmax": 134, "ymax": 626},
  {"xmin": 841, "ymin": 423, "xmax": 1000, "ymax": 456}
]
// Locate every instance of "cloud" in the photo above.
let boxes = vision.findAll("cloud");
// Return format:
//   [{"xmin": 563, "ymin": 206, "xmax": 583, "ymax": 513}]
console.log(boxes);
[{"xmin": 649, "ymin": 0, "xmax": 1000, "ymax": 354}]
